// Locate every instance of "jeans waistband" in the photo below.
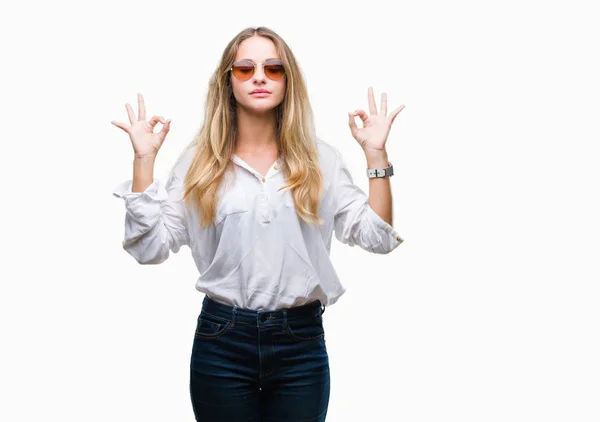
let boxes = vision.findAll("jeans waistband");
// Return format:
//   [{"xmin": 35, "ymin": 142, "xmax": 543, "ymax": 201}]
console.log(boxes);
[{"xmin": 202, "ymin": 295, "xmax": 325, "ymax": 328}]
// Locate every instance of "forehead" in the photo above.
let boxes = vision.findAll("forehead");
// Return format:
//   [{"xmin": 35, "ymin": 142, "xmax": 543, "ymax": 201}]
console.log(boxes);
[{"xmin": 235, "ymin": 36, "xmax": 278, "ymax": 61}]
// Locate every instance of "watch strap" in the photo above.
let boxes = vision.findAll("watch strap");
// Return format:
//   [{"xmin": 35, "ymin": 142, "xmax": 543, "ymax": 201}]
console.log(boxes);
[{"xmin": 366, "ymin": 162, "xmax": 393, "ymax": 178}]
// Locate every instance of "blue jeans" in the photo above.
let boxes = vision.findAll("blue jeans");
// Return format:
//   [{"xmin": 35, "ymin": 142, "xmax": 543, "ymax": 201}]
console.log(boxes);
[{"xmin": 189, "ymin": 295, "xmax": 330, "ymax": 421}]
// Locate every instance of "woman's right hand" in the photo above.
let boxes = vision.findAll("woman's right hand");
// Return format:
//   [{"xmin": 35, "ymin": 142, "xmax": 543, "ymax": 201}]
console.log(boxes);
[{"xmin": 111, "ymin": 93, "xmax": 171, "ymax": 159}]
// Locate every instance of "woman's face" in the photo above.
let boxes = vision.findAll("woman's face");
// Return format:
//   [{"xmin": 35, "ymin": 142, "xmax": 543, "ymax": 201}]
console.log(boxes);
[{"xmin": 230, "ymin": 36, "xmax": 286, "ymax": 115}]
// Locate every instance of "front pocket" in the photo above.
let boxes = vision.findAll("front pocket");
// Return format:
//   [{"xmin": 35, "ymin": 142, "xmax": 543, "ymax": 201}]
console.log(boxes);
[
  {"xmin": 194, "ymin": 311, "xmax": 232, "ymax": 340},
  {"xmin": 284, "ymin": 184, "xmax": 331, "ymax": 210},
  {"xmin": 214, "ymin": 200, "xmax": 249, "ymax": 225},
  {"xmin": 285, "ymin": 316, "xmax": 325, "ymax": 342}
]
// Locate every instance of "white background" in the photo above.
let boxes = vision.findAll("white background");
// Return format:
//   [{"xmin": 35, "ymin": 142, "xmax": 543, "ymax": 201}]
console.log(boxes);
[{"xmin": 2, "ymin": 0, "xmax": 599, "ymax": 421}]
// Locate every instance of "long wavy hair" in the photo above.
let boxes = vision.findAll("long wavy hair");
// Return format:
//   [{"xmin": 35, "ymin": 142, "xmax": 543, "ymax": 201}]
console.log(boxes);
[{"xmin": 171, "ymin": 26, "xmax": 324, "ymax": 228}]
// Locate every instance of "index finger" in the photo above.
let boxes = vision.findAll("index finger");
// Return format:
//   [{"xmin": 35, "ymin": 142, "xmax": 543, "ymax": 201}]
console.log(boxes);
[{"xmin": 137, "ymin": 93, "xmax": 146, "ymax": 121}]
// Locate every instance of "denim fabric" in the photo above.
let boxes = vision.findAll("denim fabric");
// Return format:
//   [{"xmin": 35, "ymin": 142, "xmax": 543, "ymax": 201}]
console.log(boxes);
[{"xmin": 189, "ymin": 295, "xmax": 330, "ymax": 421}]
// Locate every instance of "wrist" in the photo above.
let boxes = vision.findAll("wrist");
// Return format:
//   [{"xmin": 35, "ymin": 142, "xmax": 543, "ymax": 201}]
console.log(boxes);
[
  {"xmin": 365, "ymin": 149, "xmax": 389, "ymax": 168},
  {"xmin": 134, "ymin": 154, "xmax": 157, "ymax": 162}
]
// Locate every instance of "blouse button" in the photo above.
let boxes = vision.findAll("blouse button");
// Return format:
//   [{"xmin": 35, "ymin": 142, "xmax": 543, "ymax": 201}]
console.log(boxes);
[
  {"xmin": 262, "ymin": 177, "xmax": 266, "ymax": 182},
  {"xmin": 396, "ymin": 236, "xmax": 402, "ymax": 241},
  {"xmin": 274, "ymin": 165, "xmax": 278, "ymax": 170}
]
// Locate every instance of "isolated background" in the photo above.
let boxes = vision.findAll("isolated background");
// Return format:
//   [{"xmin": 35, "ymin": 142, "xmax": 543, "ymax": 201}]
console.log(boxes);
[{"xmin": 2, "ymin": 0, "xmax": 599, "ymax": 421}]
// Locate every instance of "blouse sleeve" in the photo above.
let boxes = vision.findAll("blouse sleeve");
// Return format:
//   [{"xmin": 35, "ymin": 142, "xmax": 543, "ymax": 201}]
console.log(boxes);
[
  {"xmin": 112, "ymin": 169, "xmax": 190, "ymax": 265},
  {"xmin": 333, "ymin": 153, "xmax": 404, "ymax": 254}
]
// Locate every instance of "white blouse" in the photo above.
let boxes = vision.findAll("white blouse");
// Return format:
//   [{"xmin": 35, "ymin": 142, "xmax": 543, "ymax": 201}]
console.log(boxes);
[{"xmin": 113, "ymin": 139, "xmax": 404, "ymax": 310}]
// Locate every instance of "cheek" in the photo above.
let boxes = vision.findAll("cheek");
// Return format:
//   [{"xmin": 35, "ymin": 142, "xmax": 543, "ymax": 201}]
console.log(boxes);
[
  {"xmin": 276, "ymin": 82, "xmax": 286, "ymax": 101},
  {"xmin": 231, "ymin": 81, "xmax": 245, "ymax": 101}
]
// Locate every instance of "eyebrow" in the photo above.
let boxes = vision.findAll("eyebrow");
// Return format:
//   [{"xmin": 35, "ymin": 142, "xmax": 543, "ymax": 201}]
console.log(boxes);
[{"xmin": 235, "ymin": 57, "xmax": 281, "ymax": 62}]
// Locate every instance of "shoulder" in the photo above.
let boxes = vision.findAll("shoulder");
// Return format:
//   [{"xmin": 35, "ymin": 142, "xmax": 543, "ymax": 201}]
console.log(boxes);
[
  {"xmin": 316, "ymin": 138, "xmax": 351, "ymax": 177},
  {"xmin": 315, "ymin": 138, "xmax": 349, "ymax": 193},
  {"xmin": 316, "ymin": 138, "xmax": 343, "ymax": 168},
  {"xmin": 172, "ymin": 144, "xmax": 198, "ymax": 179}
]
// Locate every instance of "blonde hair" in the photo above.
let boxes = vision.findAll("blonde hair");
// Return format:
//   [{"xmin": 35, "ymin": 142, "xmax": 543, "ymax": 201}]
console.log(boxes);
[{"xmin": 171, "ymin": 26, "xmax": 324, "ymax": 228}]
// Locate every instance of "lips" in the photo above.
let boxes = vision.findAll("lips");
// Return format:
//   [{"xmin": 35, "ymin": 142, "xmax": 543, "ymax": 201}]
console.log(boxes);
[{"xmin": 250, "ymin": 89, "xmax": 270, "ymax": 94}]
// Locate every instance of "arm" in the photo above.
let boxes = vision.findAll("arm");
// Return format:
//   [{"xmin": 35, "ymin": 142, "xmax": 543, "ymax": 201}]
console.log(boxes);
[
  {"xmin": 339, "ymin": 86, "xmax": 405, "ymax": 253},
  {"xmin": 132, "ymin": 155, "xmax": 156, "ymax": 192},
  {"xmin": 365, "ymin": 149, "xmax": 393, "ymax": 226},
  {"xmin": 333, "ymin": 151, "xmax": 403, "ymax": 254},
  {"xmin": 113, "ymin": 155, "xmax": 190, "ymax": 265}
]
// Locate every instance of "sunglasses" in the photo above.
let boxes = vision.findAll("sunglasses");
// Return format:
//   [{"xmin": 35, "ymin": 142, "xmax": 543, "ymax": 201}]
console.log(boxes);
[{"xmin": 230, "ymin": 59, "xmax": 285, "ymax": 81}]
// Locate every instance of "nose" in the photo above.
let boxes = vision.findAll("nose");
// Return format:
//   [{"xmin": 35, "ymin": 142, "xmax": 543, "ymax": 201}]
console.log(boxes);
[{"xmin": 251, "ymin": 63, "xmax": 267, "ymax": 84}]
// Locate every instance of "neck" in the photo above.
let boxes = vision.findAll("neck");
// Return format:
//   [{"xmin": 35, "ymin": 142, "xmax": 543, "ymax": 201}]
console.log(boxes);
[{"xmin": 235, "ymin": 106, "xmax": 278, "ymax": 153}]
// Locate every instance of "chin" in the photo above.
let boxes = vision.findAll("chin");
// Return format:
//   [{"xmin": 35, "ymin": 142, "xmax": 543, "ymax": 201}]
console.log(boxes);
[{"xmin": 240, "ymin": 102, "xmax": 280, "ymax": 115}]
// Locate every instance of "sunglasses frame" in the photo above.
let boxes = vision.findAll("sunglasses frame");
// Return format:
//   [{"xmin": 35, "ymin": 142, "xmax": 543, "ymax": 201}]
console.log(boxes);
[{"xmin": 229, "ymin": 59, "xmax": 286, "ymax": 81}]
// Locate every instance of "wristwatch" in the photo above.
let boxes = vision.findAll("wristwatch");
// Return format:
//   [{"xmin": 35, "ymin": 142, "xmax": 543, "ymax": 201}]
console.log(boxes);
[{"xmin": 366, "ymin": 162, "xmax": 394, "ymax": 178}]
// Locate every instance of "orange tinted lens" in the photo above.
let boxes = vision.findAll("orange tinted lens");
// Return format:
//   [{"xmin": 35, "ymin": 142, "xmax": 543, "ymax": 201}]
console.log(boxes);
[
  {"xmin": 232, "ymin": 62, "xmax": 254, "ymax": 80},
  {"xmin": 264, "ymin": 62, "xmax": 284, "ymax": 79}
]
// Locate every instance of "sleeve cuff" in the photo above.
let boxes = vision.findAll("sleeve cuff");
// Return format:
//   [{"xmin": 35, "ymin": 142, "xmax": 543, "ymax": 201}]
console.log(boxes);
[
  {"xmin": 112, "ymin": 178, "xmax": 167, "ymax": 223},
  {"xmin": 112, "ymin": 179, "xmax": 167, "ymax": 201}
]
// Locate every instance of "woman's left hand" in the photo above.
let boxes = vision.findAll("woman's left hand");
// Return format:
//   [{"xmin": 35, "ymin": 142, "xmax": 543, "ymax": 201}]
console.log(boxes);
[{"xmin": 348, "ymin": 87, "xmax": 405, "ymax": 152}]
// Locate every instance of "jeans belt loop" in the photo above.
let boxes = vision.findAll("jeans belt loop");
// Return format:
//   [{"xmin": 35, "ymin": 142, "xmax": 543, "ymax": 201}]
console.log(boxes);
[
  {"xmin": 283, "ymin": 309, "xmax": 288, "ymax": 330},
  {"xmin": 231, "ymin": 306, "xmax": 237, "ymax": 328}
]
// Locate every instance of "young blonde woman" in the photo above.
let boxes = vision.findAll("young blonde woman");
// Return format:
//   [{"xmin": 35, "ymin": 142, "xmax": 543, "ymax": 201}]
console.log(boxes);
[{"xmin": 112, "ymin": 26, "xmax": 405, "ymax": 422}]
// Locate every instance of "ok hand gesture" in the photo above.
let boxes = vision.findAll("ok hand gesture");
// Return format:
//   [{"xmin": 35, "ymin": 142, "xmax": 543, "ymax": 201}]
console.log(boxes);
[
  {"xmin": 111, "ymin": 93, "xmax": 171, "ymax": 159},
  {"xmin": 348, "ymin": 87, "xmax": 405, "ymax": 153}
]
